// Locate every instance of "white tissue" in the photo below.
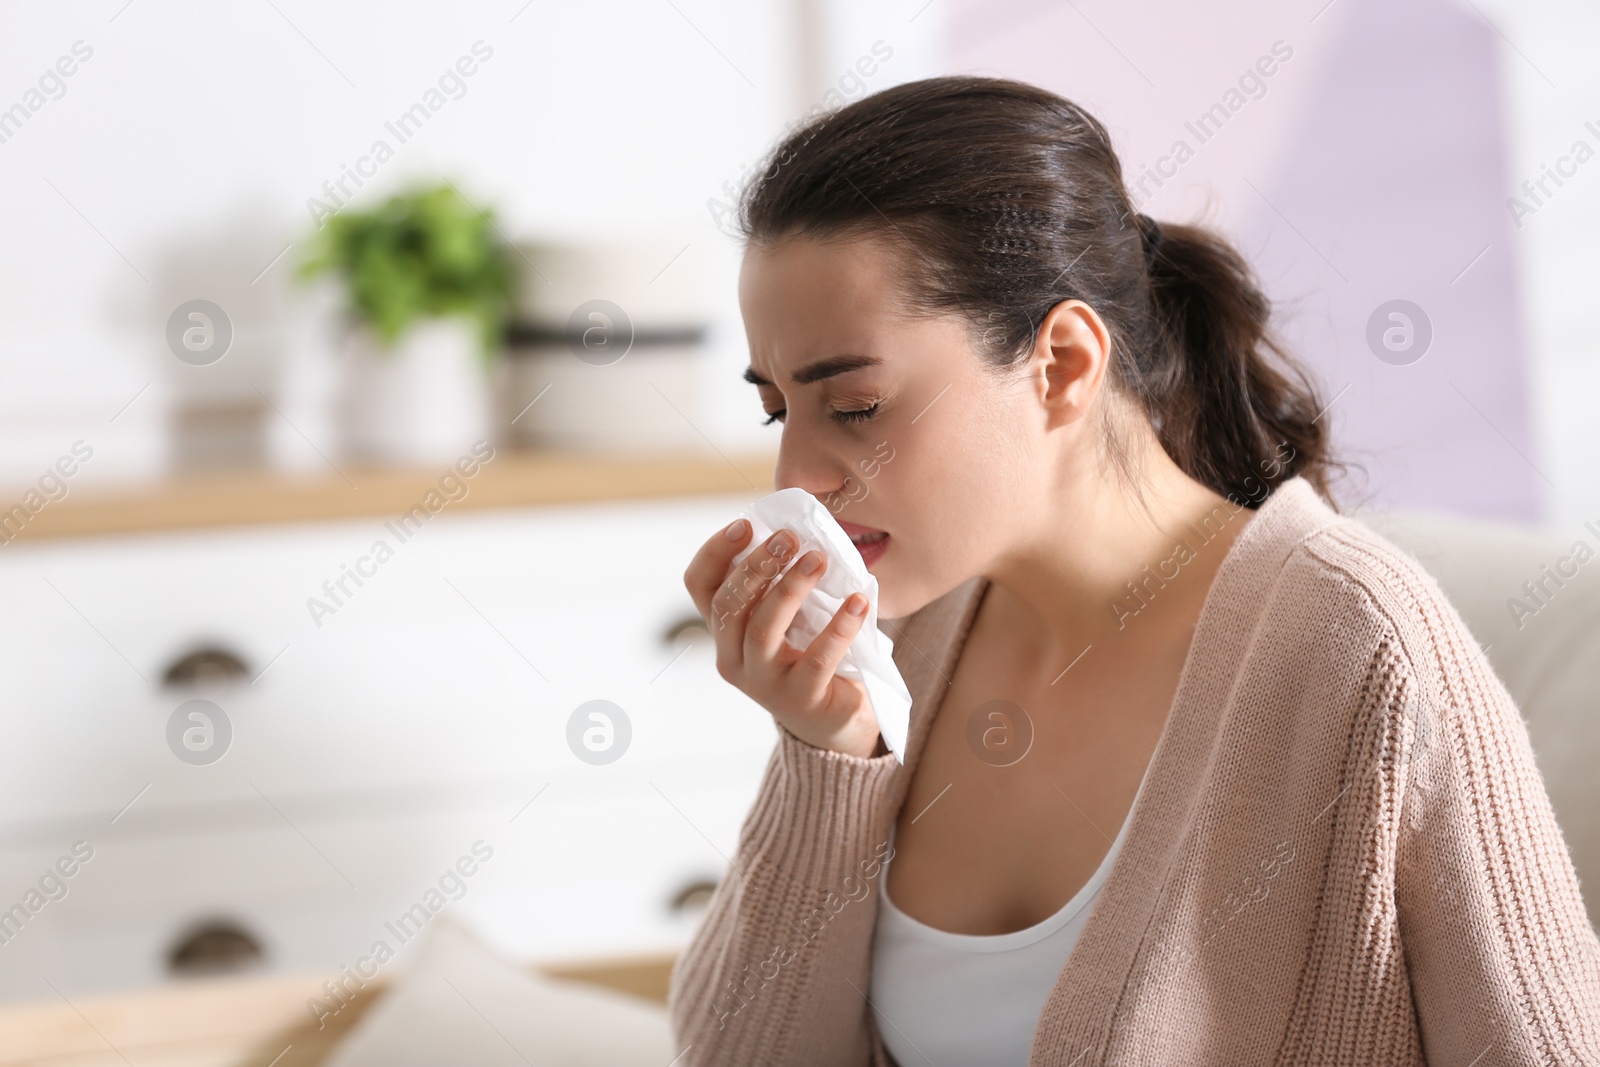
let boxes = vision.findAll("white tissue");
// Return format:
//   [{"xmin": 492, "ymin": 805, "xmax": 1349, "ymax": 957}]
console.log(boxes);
[{"xmin": 727, "ymin": 488, "xmax": 913, "ymax": 763}]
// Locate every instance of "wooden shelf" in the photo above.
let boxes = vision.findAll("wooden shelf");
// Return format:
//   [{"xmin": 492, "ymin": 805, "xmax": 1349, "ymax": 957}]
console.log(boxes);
[{"xmin": 3, "ymin": 450, "xmax": 777, "ymax": 543}]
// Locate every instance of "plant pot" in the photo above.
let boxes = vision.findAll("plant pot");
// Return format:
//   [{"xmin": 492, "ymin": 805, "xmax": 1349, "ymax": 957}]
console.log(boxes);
[{"xmin": 339, "ymin": 317, "xmax": 495, "ymax": 466}]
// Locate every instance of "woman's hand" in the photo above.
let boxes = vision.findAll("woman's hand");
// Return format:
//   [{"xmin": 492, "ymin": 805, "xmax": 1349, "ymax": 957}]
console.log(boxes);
[{"xmin": 684, "ymin": 518, "xmax": 883, "ymax": 758}]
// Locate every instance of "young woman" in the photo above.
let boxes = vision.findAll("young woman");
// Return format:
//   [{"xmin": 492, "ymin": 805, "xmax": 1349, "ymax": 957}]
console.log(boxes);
[{"xmin": 670, "ymin": 76, "xmax": 1600, "ymax": 1065}]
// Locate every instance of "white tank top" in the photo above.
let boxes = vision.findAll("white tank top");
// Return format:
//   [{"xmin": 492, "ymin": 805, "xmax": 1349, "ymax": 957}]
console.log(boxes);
[{"xmin": 868, "ymin": 770, "xmax": 1148, "ymax": 1066}]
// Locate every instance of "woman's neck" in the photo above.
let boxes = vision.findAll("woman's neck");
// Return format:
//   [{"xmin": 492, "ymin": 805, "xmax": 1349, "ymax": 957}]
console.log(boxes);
[{"xmin": 981, "ymin": 438, "xmax": 1256, "ymax": 678}]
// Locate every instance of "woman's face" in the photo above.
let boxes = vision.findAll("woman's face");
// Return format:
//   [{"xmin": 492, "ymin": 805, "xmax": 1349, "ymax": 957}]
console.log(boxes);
[{"xmin": 738, "ymin": 231, "xmax": 1051, "ymax": 620}]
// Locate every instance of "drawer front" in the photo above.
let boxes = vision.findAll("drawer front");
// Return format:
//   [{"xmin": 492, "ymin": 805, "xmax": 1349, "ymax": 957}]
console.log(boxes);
[{"xmin": 0, "ymin": 775, "xmax": 757, "ymax": 999}]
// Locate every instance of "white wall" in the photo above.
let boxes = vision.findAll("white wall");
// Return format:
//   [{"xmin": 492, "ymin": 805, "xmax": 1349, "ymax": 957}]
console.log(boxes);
[
  {"xmin": 6, "ymin": 1, "xmax": 1592, "ymax": 528},
  {"xmin": 0, "ymin": 0, "xmax": 946, "ymax": 490},
  {"xmin": 1483, "ymin": 0, "xmax": 1600, "ymax": 531}
]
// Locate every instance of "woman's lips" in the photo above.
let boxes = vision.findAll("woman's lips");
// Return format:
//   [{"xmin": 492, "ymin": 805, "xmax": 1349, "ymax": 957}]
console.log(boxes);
[{"xmin": 837, "ymin": 520, "xmax": 889, "ymax": 568}]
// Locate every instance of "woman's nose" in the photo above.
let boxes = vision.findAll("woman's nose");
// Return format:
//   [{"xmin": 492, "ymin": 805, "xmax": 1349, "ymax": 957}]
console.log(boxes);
[{"xmin": 773, "ymin": 437, "xmax": 847, "ymax": 501}]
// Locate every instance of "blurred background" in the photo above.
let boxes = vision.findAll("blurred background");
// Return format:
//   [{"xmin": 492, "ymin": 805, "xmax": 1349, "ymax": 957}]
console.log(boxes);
[{"xmin": 1, "ymin": 0, "xmax": 1597, "ymax": 1062}]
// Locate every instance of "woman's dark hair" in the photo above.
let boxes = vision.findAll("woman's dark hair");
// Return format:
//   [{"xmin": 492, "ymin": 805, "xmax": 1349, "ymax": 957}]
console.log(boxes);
[{"xmin": 737, "ymin": 75, "xmax": 1350, "ymax": 511}]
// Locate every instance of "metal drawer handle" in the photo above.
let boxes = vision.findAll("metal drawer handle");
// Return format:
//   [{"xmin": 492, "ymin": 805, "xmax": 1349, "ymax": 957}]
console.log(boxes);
[
  {"xmin": 661, "ymin": 612, "xmax": 709, "ymax": 646},
  {"xmin": 162, "ymin": 645, "xmax": 251, "ymax": 688},
  {"xmin": 669, "ymin": 877, "xmax": 720, "ymax": 913},
  {"xmin": 168, "ymin": 918, "xmax": 264, "ymax": 976}
]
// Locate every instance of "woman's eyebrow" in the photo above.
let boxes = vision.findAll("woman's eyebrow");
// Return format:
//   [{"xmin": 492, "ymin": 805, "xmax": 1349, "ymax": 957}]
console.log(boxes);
[{"xmin": 743, "ymin": 354, "xmax": 881, "ymax": 387}]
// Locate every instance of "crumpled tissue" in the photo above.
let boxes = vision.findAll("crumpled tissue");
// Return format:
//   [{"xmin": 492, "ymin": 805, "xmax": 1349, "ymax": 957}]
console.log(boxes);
[{"xmin": 726, "ymin": 487, "xmax": 912, "ymax": 762}]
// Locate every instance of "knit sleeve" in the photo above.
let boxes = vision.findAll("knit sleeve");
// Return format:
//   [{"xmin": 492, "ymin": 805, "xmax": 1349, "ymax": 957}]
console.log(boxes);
[
  {"xmin": 1392, "ymin": 626, "xmax": 1600, "ymax": 1063},
  {"xmin": 667, "ymin": 723, "xmax": 903, "ymax": 1067}
]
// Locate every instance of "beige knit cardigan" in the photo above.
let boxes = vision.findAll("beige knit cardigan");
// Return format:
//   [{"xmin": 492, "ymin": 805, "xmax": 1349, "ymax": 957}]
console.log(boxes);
[{"xmin": 667, "ymin": 475, "xmax": 1600, "ymax": 1065}]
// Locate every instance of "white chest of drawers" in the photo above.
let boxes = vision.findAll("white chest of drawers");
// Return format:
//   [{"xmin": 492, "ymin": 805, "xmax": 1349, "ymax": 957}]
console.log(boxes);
[{"xmin": 0, "ymin": 492, "xmax": 780, "ymax": 1002}]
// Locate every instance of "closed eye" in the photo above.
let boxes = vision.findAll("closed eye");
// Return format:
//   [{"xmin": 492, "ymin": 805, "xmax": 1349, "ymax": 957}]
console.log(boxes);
[
  {"xmin": 761, "ymin": 401, "xmax": 881, "ymax": 426},
  {"xmin": 834, "ymin": 402, "xmax": 881, "ymax": 424}
]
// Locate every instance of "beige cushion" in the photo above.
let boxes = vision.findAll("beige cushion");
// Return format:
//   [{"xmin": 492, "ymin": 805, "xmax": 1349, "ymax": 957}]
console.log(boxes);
[
  {"xmin": 1359, "ymin": 506, "xmax": 1600, "ymax": 927},
  {"xmin": 322, "ymin": 918, "xmax": 679, "ymax": 1066}
]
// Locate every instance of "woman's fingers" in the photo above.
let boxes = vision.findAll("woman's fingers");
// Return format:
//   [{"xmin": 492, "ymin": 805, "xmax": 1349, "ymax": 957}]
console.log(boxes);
[
  {"xmin": 685, "ymin": 522, "xmax": 786, "ymax": 624},
  {"xmin": 685, "ymin": 524, "xmax": 801, "ymax": 687},
  {"xmin": 682, "ymin": 518, "xmax": 754, "ymax": 618},
  {"xmin": 744, "ymin": 549, "xmax": 827, "ymax": 664},
  {"xmin": 792, "ymin": 593, "xmax": 870, "ymax": 703},
  {"xmin": 712, "ymin": 529, "xmax": 795, "ymax": 631}
]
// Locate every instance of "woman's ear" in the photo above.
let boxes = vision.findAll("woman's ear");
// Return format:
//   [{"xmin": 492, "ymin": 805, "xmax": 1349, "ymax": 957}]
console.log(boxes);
[{"xmin": 1031, "ymin": 299, "xmax": 1112, "ymax": 430}]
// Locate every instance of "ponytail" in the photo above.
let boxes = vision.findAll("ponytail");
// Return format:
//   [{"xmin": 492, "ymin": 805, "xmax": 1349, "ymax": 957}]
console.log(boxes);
[
  {"xmin": 739, "ymin": 75, "xmax": 1350, "ymax": 510},
  {"xmin": 1139, "ymin": 217, "xmax": 1338, "ymax": 505}
]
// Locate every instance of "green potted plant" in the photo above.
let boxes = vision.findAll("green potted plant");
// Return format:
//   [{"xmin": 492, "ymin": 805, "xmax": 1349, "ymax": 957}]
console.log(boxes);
[{"xmin": 298, "ymin": 182, "xmax": 516, "ymax": 464}]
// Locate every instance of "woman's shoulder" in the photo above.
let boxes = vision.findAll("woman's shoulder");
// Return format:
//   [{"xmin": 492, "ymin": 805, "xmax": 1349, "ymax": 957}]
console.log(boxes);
[
  {"xmin": 1238, "ymin": 492, "xmax": 1510, "ymax": 801},
  {"xmin": 1270, "ymin": 498, "xmax": 1489, "ymax": 698}
]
